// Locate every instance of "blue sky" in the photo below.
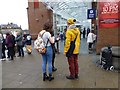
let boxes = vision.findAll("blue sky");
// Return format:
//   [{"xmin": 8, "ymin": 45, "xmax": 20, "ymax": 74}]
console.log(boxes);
[{"xmin": 0, "ymin": 0, "xmax": 28, "ymax": 30}]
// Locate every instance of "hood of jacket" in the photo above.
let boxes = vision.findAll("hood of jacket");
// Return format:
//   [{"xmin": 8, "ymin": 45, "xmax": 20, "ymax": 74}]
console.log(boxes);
[
  {"xmin": 67, "ymin": 24, "xmax": 78, "ymax": 35},
  {"xmin": 67, "ymin": 24, "xmax": 76, "ymax": 30}
]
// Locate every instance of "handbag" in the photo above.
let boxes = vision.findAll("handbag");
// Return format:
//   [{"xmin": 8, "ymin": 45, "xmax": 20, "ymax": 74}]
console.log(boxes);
[{"xmin": 66, "ymin": 33, "xmax": 78, "ymax": 57}]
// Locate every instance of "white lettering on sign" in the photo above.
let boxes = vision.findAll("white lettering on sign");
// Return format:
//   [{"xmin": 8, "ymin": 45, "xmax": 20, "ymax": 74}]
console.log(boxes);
[{"xmin": 102, "ymin": 2, "xmax": 118, "ymax": 14}]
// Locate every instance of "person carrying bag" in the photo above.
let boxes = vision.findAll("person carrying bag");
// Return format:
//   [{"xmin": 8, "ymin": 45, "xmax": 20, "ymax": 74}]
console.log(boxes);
[
  {"xmin": 64, "ymin": 18, "xmax": 80, "ymax": 80},
  {"xmin": 34, "ymin": 22, "xmax": 54, "ymax": 81}
]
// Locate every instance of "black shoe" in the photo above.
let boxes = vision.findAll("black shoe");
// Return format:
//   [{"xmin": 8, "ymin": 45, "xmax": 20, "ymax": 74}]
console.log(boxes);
[
  {"xmin": 75, "ymin": 75, "xmax": 79, "ymax": 79},
  {"xmin": 28, "ymin": 52, "xmax": 31, "ymax": 55},
  {"xmin": 52, "ymin": 67, "xmax": 57, "ymax": 72},
  {"xmin": 10, "ymin": 58, "xmax": 14, "ymax": 60},
  {"xmin": 17, "ymin": 55, "xmax": 21, "ymax": 57},
  {"xmin": 49, "ymin": 74, "xmax": 54, "ymax": 81},
  {"xmin": 22, "ymin": 55, "xmax": 24, "ymax": 57},
  {"xmin": 43, "ymin": 73, "xmax": 49, "ymax": 81},
  {"xmin": 66, "ymin": 76, "xmax": 75, "ymax": 80}
]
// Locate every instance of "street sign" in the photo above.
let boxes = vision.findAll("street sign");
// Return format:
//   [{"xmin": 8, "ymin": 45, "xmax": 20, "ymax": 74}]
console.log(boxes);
[{"xmin": 87, "ymin": 9, "xmax": 96, "ymax": 19}]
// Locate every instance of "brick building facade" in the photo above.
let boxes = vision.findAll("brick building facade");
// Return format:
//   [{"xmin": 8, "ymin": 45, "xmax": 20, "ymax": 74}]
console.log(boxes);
[{"xmin": 27, "ymin": 1, "xmax": 53, "ymax": 39}]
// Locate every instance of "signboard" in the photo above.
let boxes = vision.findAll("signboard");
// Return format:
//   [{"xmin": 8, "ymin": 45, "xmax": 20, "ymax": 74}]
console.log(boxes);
[
  {"xmin": 87, "ymin": 9, "xmax": 96, "ymax": 19},
  {"xmin": 98, "ymin": 0, "xmax": 120, "ymax": 28}
]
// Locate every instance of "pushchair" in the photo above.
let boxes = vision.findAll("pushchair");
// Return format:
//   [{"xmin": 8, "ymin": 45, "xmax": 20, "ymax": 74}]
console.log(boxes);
[{"xmin": 99, "ymin": 46, "xmax": 114, "ymax": 71}]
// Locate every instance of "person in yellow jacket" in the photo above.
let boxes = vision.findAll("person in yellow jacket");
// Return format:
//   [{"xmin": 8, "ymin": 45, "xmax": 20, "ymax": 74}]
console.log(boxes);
[{"xmin": 64, "ymin": 18, "xmax": 80, "ymax": 80}]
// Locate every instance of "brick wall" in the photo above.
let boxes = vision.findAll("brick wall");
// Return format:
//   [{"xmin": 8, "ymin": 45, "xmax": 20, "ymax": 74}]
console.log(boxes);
[
  {"xmin": 27, "ymin": 2, "xmax": 53, "ymax": 39},
  {"xmin": 96, "ymin": 27, "xmax": 120, "ymax": 54}
]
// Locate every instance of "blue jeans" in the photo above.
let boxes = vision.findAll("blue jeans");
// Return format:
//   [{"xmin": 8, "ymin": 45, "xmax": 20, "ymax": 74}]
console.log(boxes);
[{"xmin": 42, "ymin": 46, "xmax": 53, "ymax": 74}]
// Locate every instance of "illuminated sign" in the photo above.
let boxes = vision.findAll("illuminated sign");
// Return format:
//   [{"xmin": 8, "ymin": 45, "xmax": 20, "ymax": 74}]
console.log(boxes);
[{"xmin": 87, "ymin": 9, "xmax": 96, "ymax": 19}]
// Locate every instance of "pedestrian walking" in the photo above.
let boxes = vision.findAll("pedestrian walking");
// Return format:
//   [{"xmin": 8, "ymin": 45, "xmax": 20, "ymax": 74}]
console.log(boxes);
[
  {"xmin": 87, "ymin": 30, "xmax": 96, "ymax": 53},
  {"xmin": 87, "ymin": 27, "xmax": 90, "ymax": 36},
  {"xmin": 64, "ymin": 18, "xmax": 80, "ymax": 80},
  {"xmin": 83, "ymin": 27, "xmax": 86, "ymax": 38}
]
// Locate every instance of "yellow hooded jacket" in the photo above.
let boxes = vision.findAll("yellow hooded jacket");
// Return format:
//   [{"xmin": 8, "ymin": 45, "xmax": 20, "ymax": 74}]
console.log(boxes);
[{"xmin": 64, "ymin": 25, "xmax": 80, "ymax": 54}]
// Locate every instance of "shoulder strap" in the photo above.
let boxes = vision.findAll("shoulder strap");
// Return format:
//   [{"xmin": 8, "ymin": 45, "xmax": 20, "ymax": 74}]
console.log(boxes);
[
  {"xmin": 45, "ymin": 39, "xmax": 49, "ymax": 48},
  {"xmin": 71, "ymin": 30, "xmax": 78, "ymax": 42},
  {"xmin": 41, "ymin": 31, "xmax": 49, "ymax": 48},
  {"xmin": 41, "ymin": 31, "xmax": 46, "ymax": 38},
  {"xmin": 38, "ymin": 31, "xmax": 45, "ymax": 39},
  {"xmin": 74, "ymin": 33, "xmax": 78, "ymax": 42}
]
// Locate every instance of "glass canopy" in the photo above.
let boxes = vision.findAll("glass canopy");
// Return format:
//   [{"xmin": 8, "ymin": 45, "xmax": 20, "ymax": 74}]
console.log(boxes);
[{"xmin": 40, "ymin": 0, "xmax": 93, "ymax": 23}]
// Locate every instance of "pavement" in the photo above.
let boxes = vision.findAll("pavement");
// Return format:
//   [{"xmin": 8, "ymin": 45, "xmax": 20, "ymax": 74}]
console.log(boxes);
[{"xmin": 1, "ymin": 38, "xmax": 120, "ymax": 89}]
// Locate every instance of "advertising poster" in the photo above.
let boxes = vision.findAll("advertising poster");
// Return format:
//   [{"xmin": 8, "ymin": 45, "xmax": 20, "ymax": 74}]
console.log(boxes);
[{"xmin": 98, "ymin": 0, "xmax": 120, "ymax": 28}]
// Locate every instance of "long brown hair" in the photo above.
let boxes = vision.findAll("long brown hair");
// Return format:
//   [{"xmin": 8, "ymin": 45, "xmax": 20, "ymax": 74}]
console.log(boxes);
[{"xmin": 43, "ymin": 22, "xmax": 53, "ymax": 33}]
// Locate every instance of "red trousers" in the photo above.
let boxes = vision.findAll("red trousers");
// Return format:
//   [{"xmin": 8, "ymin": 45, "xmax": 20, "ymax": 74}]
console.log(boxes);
[{"xmin": 68, "ymin": 54, "xmax": 79, "ymax": 78}]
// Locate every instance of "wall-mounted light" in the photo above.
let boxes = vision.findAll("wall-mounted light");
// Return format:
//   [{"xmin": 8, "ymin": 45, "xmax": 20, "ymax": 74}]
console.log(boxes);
[{"xmin": 35, "ymin": 18, "xmax": 39, "ymax": 22}]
